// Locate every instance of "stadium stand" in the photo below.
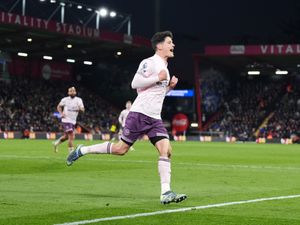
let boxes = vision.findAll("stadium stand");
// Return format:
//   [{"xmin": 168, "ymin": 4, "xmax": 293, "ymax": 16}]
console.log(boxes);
[
  {"xmin": 193, "ymin": 44, "xmax": 300, "ymax": 143},
  {"xmin": 0, "ymin": 3, "xmax": 152, "ymax": 138},
  {"xmin": 265, "ymin": 81, "xmax": 300, "ymax": 141},
  {"xmin": 0, "ymin": 77, "xmax": 118, "ymax": 134},
  {"xmin": 206, "ymin": 76, "xmax": 287, "ymax": 141}
]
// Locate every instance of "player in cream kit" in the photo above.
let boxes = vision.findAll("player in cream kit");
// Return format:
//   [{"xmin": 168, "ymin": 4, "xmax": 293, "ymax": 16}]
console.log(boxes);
[
  {"xmin": 119, "ymin": 101, "xmax": 132, "ymax": 130},
  {"xmin": 117, "ymin": 100, "xmax": 135, "ymax": 151},
  {"xmin": 66, "ymin": 31, "xmax": 187, "ymax": 204},
  {"xmin": 53, "ymin": 87, "xmax": 84, "ymax": 153}
]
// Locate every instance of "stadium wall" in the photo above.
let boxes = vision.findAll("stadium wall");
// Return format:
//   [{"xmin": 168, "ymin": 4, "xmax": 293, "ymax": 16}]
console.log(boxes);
[
  {"xmin": 0, "ymin": 131, "xmax": 293, "ymax": 144},
  {"xmin": 0, "ymin": 132, "xmax": 110, "ymax": 141}
]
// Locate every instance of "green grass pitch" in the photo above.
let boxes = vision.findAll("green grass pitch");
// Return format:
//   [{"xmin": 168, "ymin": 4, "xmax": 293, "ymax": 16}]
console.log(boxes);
[{"xmin": 1, "ymin": 140, "xmax": 300, "ymax": 225}]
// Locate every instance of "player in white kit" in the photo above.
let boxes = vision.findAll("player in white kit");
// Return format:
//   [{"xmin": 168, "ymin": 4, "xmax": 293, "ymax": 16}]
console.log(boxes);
[
  {"xmin": 117, "ymin": 100, "xmax": 135, "ymax": 151},
  {"xmin": 66, "ymin": 31, "xmax": 187, "ymax": 204},
  {"xmin": 53, "ymin": 87, "xmax": 84, "ymax": 153},
  {"xmin": 118, "ymin": 100, "xmax": 132, "ymax": 134},
  {"xmin": 110, "ymin": 101, "xmax": 132, "ymax": 141}
]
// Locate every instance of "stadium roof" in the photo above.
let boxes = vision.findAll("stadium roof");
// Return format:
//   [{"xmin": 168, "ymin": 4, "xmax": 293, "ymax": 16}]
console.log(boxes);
[{"xmin": 0, "ymin": 11, "xmax": 152, "ymax": 63}]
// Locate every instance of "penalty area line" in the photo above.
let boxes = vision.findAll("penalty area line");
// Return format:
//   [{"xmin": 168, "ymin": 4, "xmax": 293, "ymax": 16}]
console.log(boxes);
[{"xmin": 54, "ymin": 194, "xmax": 300, "ymax": 225}]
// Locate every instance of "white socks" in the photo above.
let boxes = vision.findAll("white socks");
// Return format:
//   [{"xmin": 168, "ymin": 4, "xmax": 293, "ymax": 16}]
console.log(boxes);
[
  {"xmin": 158, "ymin": 156, "xmax": 171, "ymax": 195},
  {"xmin": 78, "ymin": 145, "xmax": 171, "ymax": 195},
  {"xmin": 54, "ymin": 138, "xmax": 62, "ymax": 146},
  {"xmin": 80, "ymin": 142, "xmax": 113, "ymax": 155},
  {"xmin": 54, "ymin": 136, "xmax": 66, "ymax": 146}
]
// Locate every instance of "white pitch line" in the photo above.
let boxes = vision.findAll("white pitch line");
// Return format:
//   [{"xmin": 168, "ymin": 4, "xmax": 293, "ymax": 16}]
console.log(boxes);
[{"xmin": 53, "ymin": 194, "xmax": 300, "ymax": 225}]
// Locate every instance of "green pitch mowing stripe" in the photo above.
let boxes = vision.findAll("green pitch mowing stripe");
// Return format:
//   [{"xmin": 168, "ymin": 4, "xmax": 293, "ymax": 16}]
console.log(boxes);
[
  {"xmin": 1, "ymin": 140, "xmax": 300, "ymax": 225},
  {"xmin": 54, "ymin": 194, "xmax": 300, "ymax": 225},
  {"xmin": 2, "ymin": 154, "xmax": 300, "ymax": 171}
]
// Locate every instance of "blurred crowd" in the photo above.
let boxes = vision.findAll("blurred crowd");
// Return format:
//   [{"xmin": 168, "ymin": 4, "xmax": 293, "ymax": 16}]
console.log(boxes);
[
  {"xmin": 204, "ymin": 74, "xmax": 300, "ymax": 141},
  {"xmin": 264, "ymin": 84, "xmax": 300, "ymax": 139},
  {"xmin": 0, "ymin": 77, "xmax": 118, "ymax": 134},
  {"xmin": 200, "ymin": 69, "xmax": 230, "ymax": 117},
  {"xmin": 2, "ymin": 73, "xmax": 300, "ymax": 141}
]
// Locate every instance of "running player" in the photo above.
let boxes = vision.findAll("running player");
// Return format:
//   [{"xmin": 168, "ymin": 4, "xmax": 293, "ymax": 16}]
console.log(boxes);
[
  {"xmin": 53, "ymin": 87, "xmax": 84, "ymax": 153},
  {"xmin": 66, "ymin": 31, "xmax": 187, "ymax": 204}
]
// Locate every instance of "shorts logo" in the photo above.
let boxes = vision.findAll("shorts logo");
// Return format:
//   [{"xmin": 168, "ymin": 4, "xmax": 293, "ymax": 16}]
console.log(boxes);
[{"xmin": 123, "ymin": 128, "xmax": 130, "ymax": 136}]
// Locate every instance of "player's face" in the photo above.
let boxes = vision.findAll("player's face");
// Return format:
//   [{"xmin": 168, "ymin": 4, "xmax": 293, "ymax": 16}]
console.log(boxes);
[
  {"xmin": 68, "ymin": 87, "xmax": 76, "ymax": 98},
  {"xmin": 159, "ymin": 36, "xmax": 175, "ymax": 58},
  {"xmin": 126, "ymin": 101, "xmax": 132, "ymax": 109}
]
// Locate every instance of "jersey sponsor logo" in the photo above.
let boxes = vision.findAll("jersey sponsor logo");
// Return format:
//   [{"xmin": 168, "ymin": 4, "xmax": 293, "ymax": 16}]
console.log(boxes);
[
  {"xmin": 156, "ymin": 80, "xmax": 169, "ymax": 87},
  {"xmin": 67, "ymin": 109, "xmax": 79, "ymax": 112}
]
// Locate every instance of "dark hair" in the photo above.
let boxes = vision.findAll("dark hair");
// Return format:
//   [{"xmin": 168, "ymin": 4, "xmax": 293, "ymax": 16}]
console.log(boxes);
[{"xmin": 151, "ymin": 31, "xmax": 173, "ymax": 50}]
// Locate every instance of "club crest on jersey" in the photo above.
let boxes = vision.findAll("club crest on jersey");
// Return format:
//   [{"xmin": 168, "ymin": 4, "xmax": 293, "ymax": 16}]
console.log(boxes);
[{"xmin": 142, "ymin": 62, "xmax": 147, "ymax": 73}]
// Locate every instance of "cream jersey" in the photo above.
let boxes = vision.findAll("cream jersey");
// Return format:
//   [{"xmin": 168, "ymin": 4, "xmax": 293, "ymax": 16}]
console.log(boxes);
[
  {"xmin": 118, "ymin": 109, "xmax": 130, "ymax": 127},
  {"xmin": 59, "ymin": 96, "xmax": 84, "ymax": 125},
  {"xmin": 130, "ymin": 54, "xmax": 170, "ymax": 119}
]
